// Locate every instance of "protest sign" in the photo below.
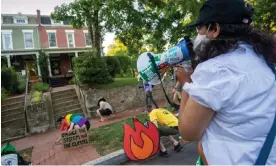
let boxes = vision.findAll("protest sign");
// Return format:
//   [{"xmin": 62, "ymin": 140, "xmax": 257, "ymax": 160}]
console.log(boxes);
[{"xmin": 61, "ymin": 127, "xmax": 89, "ymax": 149}]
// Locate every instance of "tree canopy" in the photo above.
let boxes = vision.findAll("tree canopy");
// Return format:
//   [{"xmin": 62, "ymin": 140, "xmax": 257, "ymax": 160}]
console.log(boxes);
[
  {"xmin": 52, "ymin": 0, "xmax": 276, "ymax": 58},
  {"xmin": 106, "ymin": 39, "xmax": 128, "ymax": 56}
]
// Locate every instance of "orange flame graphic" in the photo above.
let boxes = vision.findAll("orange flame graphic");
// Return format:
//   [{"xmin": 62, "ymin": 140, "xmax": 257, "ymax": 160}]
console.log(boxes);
[{"xmin": 123, "ymin": 118, "xmax": 160, "ymax": 160}]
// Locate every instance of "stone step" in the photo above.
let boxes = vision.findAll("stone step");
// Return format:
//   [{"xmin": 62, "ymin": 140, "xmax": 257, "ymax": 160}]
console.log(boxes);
[
  {"xmin": 51, "ymin": 89, "xmax": 76, "ymax": 98},
  {"xmin": 1, "ymin": 107, "xmax": 24, "ymax": 117},
  {"xmin": 1, "ymin": 117, "xmax": 25, "ymax": 128},
  {"xmin": 54, "ymin": 108, "xmax": 84, "ymax": 121},
  {"xmin": 52, "ymin": 95, "xmax": 79, "ymax": 106},
  {"xmin": 2, "ymin": 96, "xmax": 24, "ymax": 106},
  {"xmin": 1, "ymin": 135, "xmax": 25, "ymax": 144},
  {"xmin": 52, "ymin": 100, "xmax": 80, "ymax": 110},
  {"xmin": 1, "ymin": 111, "xmax": 25, "ymax": 122},
  {"xmin": 51, "ymin": 91, "xmax": 77, "ymax": 101},
  {"xmin": 1, "ymin": 127, "xmax": 25, "ymax": 141},
  {"xmin": 54, "ymin": 103, "xmax": 81, "ymax": 114},
  {"xmin": 1, "ymin": 102, "xmax": 24, "ymax": 111}
]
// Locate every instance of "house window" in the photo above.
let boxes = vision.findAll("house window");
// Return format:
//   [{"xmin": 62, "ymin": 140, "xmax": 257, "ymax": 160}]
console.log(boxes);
[
  {"xmin": 16, "ymin": 19, "xmax": 26, "ymax": 24},
  {"xmin": 83, "ymin": 30, "xmax": 91, "ymax": 47},
  {"xmin": 2, "ymin": 30, "xmax": 13, "ymax": 50},
  {"xmin": 47, "ymin": 31, "xmax": 57, "ymax": 48},
  {"xmin": 22, "ymin": 30, "xmax": 34, "ymax": 49},
  {"xmin": 51, "ymin": 19, "xmax": 63, "ymax": 25},
  {"xmin": 13, "ymin": 14, "xmax": 28, "ymax": 24},
  {"xmin": 85, "ymin": 33, "xmax": 92, "ymax": 47},
  {"xmin": 66, "ymin": 31, "xmax": 75, "ymax": 48}
]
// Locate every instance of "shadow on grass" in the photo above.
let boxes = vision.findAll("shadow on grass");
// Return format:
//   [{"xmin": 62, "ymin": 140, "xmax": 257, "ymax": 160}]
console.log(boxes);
[{"xmin": 88, "ymin": 114, "xmax": 148, "ymax": 155}]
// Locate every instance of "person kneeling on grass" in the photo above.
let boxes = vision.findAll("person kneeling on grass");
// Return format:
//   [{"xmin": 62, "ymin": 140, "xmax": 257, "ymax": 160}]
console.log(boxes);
[
  {"xmin": 96, "ymin": 98, "xmax": 115, "ymax": 122},
  {"xmin": 55, "ymin": 113, "xmax": 90, "ymax": 144},
  {"xmin": 146, "ymin": 105, "xmax": 183, "ymax": 157}
]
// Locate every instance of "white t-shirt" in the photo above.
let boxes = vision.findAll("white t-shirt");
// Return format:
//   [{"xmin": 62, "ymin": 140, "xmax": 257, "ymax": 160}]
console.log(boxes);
[
  {"xmin": 99, "ymin": 101, "xmax": 113, "ymax": 111},
  {"xmin": 183, "ymin": 44, "xmax": 276, "ymax": 164}
]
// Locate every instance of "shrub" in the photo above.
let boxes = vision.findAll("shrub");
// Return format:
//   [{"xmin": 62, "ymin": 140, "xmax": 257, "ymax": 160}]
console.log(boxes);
[
  {"xmin": 73, "ymin": 52, "xmax": 113, "ymax": 84},
  {"xmin": 103, "ymin": 56, "xmax": 121, "ymax": 77},
  {"xmin": 31, "ymin": 82, "xmax": 49, "ymax": 92},
  {"xmin": 1, "ymin": 66, "xmax": 25, "ymax": 94},
  {"xmin": 17, "ymin": 75, "xmax": 26, "ymax": 93},
  {"xmin": 38, "ymin": 51, "xmax": 49, "ymax": 83},
  {"xmin": 31, "ymin": 91, "xmax": 42, "ymax": 104},
  {"xmin": 1, "ymin": 88, "xmax": 8, "ymax": 101},
  {"xmin": 117, "ymin": 56, "xmax": 131, "ymax": 76},
  {"xmin": 1, "ymin": 57, "xmax": 7, "ymax": 68}
]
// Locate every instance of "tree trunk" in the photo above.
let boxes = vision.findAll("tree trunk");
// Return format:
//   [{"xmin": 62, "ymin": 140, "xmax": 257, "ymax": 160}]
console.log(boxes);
[
  {"xmin": 87, "ymin": 21, "xmax": 95, "ymax": 51},
  {"xmin": 93, "ymin": 9, "xmax": 101, "ymax": 57}
]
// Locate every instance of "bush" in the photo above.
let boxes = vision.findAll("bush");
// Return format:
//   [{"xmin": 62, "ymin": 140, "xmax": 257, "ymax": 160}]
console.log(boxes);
[
  {"xmin": 38, "ymin": 51, "xmax": 49, "ymax": 83},
  {"xmin": 1, "ymin": 66, "xmax": 25, "ymax": 94},
  {"xmin": 117, "ymin": 56, "xmax": 131, "ymax": 76},
  {"xmin": 17, "ymin": 75, "xmax": 26, "ymax": 93},
  {"xmin": 31, "ymin": 82, "xmax": 49, "ymax": 92},
  {"xmin": 73, "ymin": 52, "xmax": 113, "ymax": 84},
  {"xmin": 1, "ymin": 88, "xmax": 8, "ymax": 101},
  {"xmin": 103, "ymin": 56, "xmax": 121, "ymax": 77},
  {"xmin": 31, "ymin": 91, "xmax": 42, "ymax": 104}
]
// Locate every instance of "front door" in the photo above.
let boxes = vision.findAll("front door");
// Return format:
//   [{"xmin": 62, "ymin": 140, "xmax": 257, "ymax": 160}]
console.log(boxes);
[{"xmin": 25, "ymin": 61, "xmax": 38, "ymax": 81}]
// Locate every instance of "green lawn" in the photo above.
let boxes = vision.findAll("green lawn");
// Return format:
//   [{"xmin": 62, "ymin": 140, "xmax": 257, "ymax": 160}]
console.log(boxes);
[
  {"xmin": 88, "ymin": 114, "xmax": 149, "ymax": 155},
  {"xmin": 99, "ymin": 77, "xmax": 142, "ymax": 89}
]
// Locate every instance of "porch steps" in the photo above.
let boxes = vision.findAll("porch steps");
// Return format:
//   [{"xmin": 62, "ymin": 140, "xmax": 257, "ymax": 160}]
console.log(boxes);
[
  {"xmin": 1, "ymin": 96, "xmax": 26, "ymax": 141},
  {"xmin": 51, "ymin": 88, "xmax": 84, "ymax": 124}
]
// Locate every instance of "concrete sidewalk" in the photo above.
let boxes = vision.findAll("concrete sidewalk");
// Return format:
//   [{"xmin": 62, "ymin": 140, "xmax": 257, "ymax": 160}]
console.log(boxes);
[{"xmin": 11, "ymin": 101, "xmax": 166, "ymax": 165}]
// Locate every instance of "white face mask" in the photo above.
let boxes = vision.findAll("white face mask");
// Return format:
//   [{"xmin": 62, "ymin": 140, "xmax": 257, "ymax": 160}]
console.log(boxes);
[
  {"xmin": 193, "ymin": 24, "xmax": 211, "ymax": 51},
  {"xmin": 193, "ymin": 34, "xmax": 209, "ymax": 51}
]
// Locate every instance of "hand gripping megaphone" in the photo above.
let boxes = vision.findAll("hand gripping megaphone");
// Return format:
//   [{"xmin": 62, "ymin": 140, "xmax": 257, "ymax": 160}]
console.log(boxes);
[{"xmin": 137, "ymin": 37, "xmax": 193, "ymax": 85}]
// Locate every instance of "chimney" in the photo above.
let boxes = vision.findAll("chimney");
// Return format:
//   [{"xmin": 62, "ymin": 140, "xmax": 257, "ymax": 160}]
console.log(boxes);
[{"xmin": 36, "ymin": 9, "xmax": 41, "ymax": 24}]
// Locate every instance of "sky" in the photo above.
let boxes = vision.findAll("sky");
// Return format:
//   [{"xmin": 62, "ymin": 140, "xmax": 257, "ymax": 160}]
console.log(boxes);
[{"xmin": 1, "ymin": 0, "xmax": 115, "ymax": 53}]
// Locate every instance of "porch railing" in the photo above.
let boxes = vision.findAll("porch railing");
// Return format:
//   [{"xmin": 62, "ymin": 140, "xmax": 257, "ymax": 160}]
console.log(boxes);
[{"xmin": 23, "ymin": 74, "xmax": 29, "ymax": 135}]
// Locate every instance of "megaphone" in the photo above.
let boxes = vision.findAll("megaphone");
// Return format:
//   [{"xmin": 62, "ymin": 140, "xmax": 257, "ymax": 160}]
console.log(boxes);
[{"xmin": 137, "ymin": 38, "xmax": 193, "ymax": 85}]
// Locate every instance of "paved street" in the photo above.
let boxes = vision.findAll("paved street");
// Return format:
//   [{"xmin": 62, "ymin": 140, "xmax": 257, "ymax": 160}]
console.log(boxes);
[{"xmin": 127, "ymin": 142, "xmax": 198, "ymax": 165}]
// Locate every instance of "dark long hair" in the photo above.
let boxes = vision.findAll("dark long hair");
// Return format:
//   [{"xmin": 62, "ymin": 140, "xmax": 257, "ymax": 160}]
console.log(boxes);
[{"xmin": 192, "ymin": 24, "xmax": 276, "ymax": 69}]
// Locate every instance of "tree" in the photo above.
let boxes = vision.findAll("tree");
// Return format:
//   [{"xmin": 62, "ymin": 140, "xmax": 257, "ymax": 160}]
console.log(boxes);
[
  {"xmin": 106, "ymin": 39, "xmax": 128, "ymax": 56},
  {"xmin": 106, "ymin": 0, "xmax": 205, "ymax": 55},
  {"xmin": 38, "ymin": 51, "xmax": 49, "ymax": 83},
  {"xmin": 51, "ymin": 0, "xmax": 104, "ymax": 57},
  {"xmin": 249, "ymin": 0, "xmax": 276, "ymax": 32}
]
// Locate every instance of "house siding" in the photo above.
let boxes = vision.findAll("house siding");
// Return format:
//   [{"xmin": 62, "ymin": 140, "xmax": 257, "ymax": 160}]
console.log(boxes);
[
  {"xmin": 39, "ymin": 27, "xmax": 88, "ymax": 48},
  {"xmin": 1, "ymin": 26, "xmax": 40, "ymax": 50}
]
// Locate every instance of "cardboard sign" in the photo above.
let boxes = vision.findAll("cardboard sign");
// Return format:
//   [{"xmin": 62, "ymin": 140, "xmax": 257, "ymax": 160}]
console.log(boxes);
[
  {"xmin": 123, "ymin": 118, "xmax": 160, "ymax": 160},
  {"xmin": 61, "ymin": 127, "xmax": 89, "ymax": 149}
]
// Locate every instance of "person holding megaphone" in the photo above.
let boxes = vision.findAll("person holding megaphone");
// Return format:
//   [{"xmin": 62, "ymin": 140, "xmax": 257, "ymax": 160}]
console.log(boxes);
[
  {"xmin": 176, "ymin": 0, "xmax": 276, "ymax": 165},
  {"xmin": 137, "ymin": 0, "xmax": 276, "ymax": 165}
]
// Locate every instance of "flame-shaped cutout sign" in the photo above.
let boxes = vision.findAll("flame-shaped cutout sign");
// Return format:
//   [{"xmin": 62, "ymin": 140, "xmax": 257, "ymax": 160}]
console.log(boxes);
[{"xmin": 123, "ymin": 118, "xmax": 160, "ymax": 160}]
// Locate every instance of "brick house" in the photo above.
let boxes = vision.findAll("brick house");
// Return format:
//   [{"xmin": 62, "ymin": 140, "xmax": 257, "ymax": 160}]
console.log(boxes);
[
  {"xmin": 1, "ymin": 10, "xmax": 99, "ymax": 87},
  {"xmin": 36, "ymin": 10, "xmax": 93, "ymax": 87}
]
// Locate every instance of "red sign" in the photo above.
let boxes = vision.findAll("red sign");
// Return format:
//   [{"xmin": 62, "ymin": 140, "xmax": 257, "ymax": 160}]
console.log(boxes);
[{"xmin": 123, "ymin": 118, "xmax": 160, "ymax": 160}]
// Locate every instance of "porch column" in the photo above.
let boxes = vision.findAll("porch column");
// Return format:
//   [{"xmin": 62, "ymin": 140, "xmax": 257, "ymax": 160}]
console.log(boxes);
[
  {"xmin": 75, "ymin": 51, "xmax": 78, "ymax": 57},
  {"xmin": 6, "ymin": 55, "xmax": 11, "ymax": 67},
  {"xmin": 36, "ymin": 53, "xmax": 41, "ymax": 76},
  {"xmin": 47, "ymin": 53, "xmax": 52, "ymax": 77}
]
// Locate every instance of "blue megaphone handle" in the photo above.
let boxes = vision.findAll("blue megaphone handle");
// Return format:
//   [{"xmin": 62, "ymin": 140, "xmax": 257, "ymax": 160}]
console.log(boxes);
[{"xmin": 168, "ymin": 39, "xmax": 190, "ymax": 66}]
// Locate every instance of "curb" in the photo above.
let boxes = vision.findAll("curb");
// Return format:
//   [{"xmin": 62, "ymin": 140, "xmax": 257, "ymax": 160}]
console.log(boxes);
[
  {"xmin": 83, "ymin": 149, "xmax": 129, "ymax": 165},
  {"xmin": 84, "ymin": 134, "xmax": 183, "ymax": 165}
]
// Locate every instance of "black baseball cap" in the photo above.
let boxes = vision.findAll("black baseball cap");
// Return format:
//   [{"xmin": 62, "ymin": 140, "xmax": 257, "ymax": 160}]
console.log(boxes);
[{"xmin": 188, "ymin": 0, "xmax": 254, "ymax": 27}]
